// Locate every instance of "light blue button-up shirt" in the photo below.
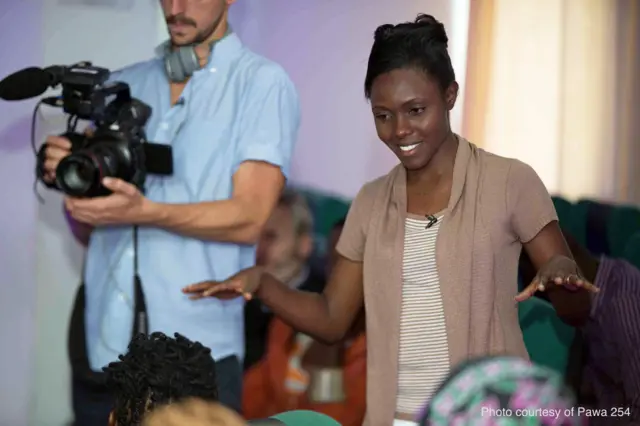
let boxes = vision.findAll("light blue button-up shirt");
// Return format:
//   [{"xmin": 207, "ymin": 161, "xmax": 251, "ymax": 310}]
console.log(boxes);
[{"xmin": 83, "ymin": 34, "xmax": 300, "ymax": 371}]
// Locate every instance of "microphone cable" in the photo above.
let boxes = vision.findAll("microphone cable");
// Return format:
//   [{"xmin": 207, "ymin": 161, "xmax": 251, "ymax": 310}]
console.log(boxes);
[{"xmin": 31, "ymin": 99, "xmax": 45, "ymax": 203}]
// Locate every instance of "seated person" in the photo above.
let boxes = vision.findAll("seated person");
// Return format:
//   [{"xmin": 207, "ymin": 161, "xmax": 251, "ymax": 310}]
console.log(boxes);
[
  {"xmin": 104, "ymin": 332, "xmax": 218, "ymax": 426},
  {"xmin": 242, "ymin": 220, "xmax": 367, "ymax": 426},
  {"xmin": 520, "ymin": 230, "xmax": 640, "ymax": 425},
  {"xmin": 244, "ymin": 189, "xmax": 325, "ymax": 370}
]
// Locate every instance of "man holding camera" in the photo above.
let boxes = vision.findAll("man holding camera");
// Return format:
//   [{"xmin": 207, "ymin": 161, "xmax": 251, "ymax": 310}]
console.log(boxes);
[{"xmin": 42, "ymin": 0, "xmax": 300, "ymax": 423}]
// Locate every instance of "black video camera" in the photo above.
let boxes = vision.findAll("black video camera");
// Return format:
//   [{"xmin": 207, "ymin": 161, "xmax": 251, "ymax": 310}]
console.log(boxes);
[{"xmin": 30, "ymin": 62, "xmax": 173, "ymax": 198}]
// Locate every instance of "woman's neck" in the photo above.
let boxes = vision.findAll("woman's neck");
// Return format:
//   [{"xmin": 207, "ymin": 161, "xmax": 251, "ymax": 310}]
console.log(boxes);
[{"xmin": 406, "ymin": 132, "xmax": 458, "ymax": 187}]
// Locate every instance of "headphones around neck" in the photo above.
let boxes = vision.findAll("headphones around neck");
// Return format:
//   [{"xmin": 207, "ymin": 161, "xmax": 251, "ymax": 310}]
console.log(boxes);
[
  {"xmin": 163, "ymin": 27, "xmax": 232, "ymax": 83},
  {"xmin": 164, "ymin": 45, "xmax": 203, "ymax": 83}
]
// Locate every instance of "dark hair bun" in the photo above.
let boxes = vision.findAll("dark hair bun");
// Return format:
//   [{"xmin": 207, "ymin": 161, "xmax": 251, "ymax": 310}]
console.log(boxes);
[
  {"xmin": 414, "ymin": 13, "xmax": 449, "ymax": 46},
  {"xmin": 374, "ymin": 24, "xmax": 395, "ymax": 41},
  {"xmin": 364, "ymin": 13, "xmax": 455, "ymax": 98},
  {"xmin": 373, "ymin": 14, "xmax": 449, "ymax": 47}
]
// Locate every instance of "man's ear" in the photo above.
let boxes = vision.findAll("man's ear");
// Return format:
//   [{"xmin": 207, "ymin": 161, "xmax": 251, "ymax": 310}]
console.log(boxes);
[{"xmin": 108, "ymin": 411, "xmax": 116, "ymax": 426}]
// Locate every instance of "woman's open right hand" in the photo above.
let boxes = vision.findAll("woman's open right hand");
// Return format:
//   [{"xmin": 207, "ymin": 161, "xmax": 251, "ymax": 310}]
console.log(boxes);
[{"xmin": 182, "ymin": 266, "xmax": 263, "ymax": 301}]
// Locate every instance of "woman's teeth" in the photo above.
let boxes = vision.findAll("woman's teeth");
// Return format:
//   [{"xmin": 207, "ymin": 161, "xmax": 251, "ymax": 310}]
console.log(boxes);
[{"xmin": 399, "ymin": 143, "xmax": 420, "ymax": 152}]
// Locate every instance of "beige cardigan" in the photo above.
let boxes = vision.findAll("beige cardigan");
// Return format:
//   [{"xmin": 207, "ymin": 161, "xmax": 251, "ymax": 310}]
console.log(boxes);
[{"xmin": 336, "ymin": 137, "xmax": 558, "ymax": 426}]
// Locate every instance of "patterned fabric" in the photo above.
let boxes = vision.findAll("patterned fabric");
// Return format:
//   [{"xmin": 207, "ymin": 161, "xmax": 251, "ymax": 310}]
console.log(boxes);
[
  {"xmin": 418, "ymin": 356, "xmax": 581, "ymax": 426},
  {"xmin": 583, "ymin": 256, "xmax": 640, "ymax": 425}
]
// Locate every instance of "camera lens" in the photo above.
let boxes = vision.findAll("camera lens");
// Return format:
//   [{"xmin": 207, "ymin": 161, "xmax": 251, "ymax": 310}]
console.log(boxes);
[
  {"xmin": 55, "ymin": 140, "xmax": 134, "ymax": 198},
  {"xmin": 56, "ymin": 154, "xmax": 101, "ymax": 197}
]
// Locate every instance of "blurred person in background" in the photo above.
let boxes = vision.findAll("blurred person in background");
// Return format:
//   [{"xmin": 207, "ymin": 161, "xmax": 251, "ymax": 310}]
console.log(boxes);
[
  {"xmin": 521, "ymin": 231, "xmax": 640, "ymax": 425},
  {"xmin": 244, "ymin": 189, "xmax": 325, "ymax": 370},
  {"xmin": 104, "ymin": 332, "xmax": 219, "ymax": 426},
  {"xmin": 184, "ymin": 13, "xmax": 596, "ymax": 426},
  {"xmin": 42, "ymin": 0, "xmax": 299, "ymax": 423},
  {"xmin": 242, "ymin": 219, "xmax": 366, "ymax": 426}
]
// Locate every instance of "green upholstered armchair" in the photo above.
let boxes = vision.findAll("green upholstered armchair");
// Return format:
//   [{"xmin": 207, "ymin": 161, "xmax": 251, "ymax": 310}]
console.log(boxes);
[
  {"xmin": 296, "ymin": 187, "xmax": 350, "ymax": 257},
  {"xmin": 608, "ymin": 205, "xmax": 640, "ymax": 257},
  {"xmin": 519, "ymin": 296, "xmax": 576, "ymax": 375}
]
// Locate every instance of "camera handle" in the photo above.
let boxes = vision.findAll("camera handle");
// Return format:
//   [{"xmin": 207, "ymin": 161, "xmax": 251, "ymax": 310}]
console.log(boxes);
[{"xmin": 132, "ymin": 225, "xmax": 148, "ymax": 336}]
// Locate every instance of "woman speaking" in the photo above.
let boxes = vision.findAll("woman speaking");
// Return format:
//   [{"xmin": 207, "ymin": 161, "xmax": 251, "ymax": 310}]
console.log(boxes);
[{"xmin": 184, "ymin": 14, "xmax": 596, "ymax": 426}]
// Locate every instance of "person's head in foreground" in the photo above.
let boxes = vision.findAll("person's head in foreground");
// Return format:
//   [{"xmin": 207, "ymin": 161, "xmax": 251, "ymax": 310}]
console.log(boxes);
[
  {"xmin": 418, "ymin": 356, "xmax": 581, "ymax": 426},
  {"xmin": 142, "ymin": 400, "xmax": 343, "ymax": 426},
  {"xmin": 104, "ymin": 332, "xmax": 218, "ymax": 426},
  {"xmin": 364, "ymin": 14, "xmax": 458, "ymax": 172},
  {"xmin": 142, "ymin": 399, "xmax": 246, "ymax": 426}
]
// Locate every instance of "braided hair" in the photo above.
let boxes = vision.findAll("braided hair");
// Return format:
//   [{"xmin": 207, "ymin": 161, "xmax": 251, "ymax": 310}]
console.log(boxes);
[{"xmin": 103, "ymin": 332, "xmax": 218, "ymax": 426}]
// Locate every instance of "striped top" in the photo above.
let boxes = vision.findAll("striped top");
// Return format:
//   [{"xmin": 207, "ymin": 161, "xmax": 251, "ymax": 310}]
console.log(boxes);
[
  {"xmin": 396, "ymin": 214, "xmax": 450, "ymax": 415},
  {"xmin": 583, "ymin": 257, "xmax": 640, "ymax": 425}
]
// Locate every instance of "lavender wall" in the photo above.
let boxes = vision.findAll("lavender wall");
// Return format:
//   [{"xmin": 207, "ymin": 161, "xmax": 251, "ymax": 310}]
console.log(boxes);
[
  {"xmin": 231, "ymin": 0, "xmax": 468, "ymax": 198},
  {"xmin": 30, "ymin": 3, "xmax": 164, "ymax": 424},
  {"xmin": 0, "ymin": 3, "xmax": 42, "ymax": 425}
]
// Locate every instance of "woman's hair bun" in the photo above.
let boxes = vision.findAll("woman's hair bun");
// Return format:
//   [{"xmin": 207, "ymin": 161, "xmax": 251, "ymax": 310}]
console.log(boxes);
[
  {"xmin": 414, "ymin": 13, "xmax": 449, "ymax": 46},
  {"xmin": 373, "ymin": 24, "xmax": 395, "ymax": 41},
  {"xmin": 372, "ymin": 14, "xmax": 449, "ymax": 47}
]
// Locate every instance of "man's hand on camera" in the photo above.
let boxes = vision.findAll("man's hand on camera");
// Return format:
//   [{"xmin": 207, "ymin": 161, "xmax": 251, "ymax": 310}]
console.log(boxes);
[
  {"xmin": 65, "ymin": 177, "xmax": 157, "ymax": 226},
  {"xmin": 42, "ymin": 136, "xmax": 72, "ymax": 182}
]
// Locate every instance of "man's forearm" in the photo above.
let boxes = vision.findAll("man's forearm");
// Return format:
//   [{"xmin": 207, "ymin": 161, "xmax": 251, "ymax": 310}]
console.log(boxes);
[{"xmin": 144, "ymin": 198, "xmax": 261, "ymax": 244}]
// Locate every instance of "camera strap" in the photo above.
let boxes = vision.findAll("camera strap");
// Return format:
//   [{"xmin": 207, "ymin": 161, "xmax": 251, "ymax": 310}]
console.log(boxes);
[{"xmin": 132, "ymin": 225, "xmax": 148, "ymax": 335}]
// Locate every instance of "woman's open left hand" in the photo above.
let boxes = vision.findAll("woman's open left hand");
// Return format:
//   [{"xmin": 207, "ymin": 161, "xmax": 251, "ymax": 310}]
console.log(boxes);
[{"xmin": 515, "ymin": 255, "xmax": 599, "ymax": 302}]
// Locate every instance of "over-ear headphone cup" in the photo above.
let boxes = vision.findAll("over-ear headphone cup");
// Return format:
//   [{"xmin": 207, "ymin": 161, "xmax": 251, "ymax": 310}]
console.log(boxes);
[
  {"xmin": 178, "ymin": 47, "xmax": 199, "ymax": 76},
  {"xmin": 165, "ymin": 46, "xmax": 200, "ymax": 83},
  {"xmin": 165, "ymin": 53, "xmax": 183, "ymax": 82}
]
